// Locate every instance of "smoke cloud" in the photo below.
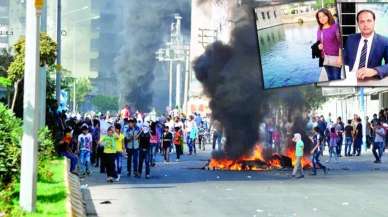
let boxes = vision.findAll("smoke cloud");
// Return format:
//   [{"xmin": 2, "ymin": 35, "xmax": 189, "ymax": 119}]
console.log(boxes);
[
  {"xmin": 193, "ymin": 4, "xmax": 264, "ymax": 160},
  {"xmin": 114, "ymin": 1, "xmax": 190, "ymax": 111}
]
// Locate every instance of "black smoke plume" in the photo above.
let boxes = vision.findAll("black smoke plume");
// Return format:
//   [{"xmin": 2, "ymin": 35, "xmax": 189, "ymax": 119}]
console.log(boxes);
[
  {"xmin": 193, "ymin": 4, "xmax": 263, "ymax": 160},
  {"xmin": 114, "ymin": 1, "xmax": 190, "ymax": 111}
]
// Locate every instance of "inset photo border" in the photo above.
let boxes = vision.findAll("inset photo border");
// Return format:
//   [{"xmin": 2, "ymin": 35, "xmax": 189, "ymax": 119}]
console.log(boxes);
[
  {"xmin": 255, "ymin": 1, "xmax": 345, "ymax": 90},
  {"xmin": 319, "ymin": 0, "xmax": 388, "ymax": 87}
]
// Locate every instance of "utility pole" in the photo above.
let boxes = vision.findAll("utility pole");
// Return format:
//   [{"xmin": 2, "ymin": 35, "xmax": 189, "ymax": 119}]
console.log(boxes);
[
  {"xmin": 155, "ymin": 14, "xmax": 190, "ymax": 110},
  {"xmin": 19, "ymin": 0, "xmax": 44, "ymax": 212},
  {"xmin": 55, "ymin": 0, "xmax": 61, "ymax": 103}
]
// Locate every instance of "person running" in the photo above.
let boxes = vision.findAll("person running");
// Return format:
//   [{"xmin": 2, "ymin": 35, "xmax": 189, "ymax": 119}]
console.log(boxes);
[
  {"xmin": 162, "ymin": 125, "xmax": 173, "ymax": 162},
  {"xmin": 138, "ymin": 124, "xmax": 151, "ymax": 179},
  {"xmin": 114, "ymin": 122, "xmax": 125, "ymax": 180},
  {"xmin": 344, "ymin": 120, "xmax": 354, "ymax": 156},
  {"xmin": 125, "ymin": 118, "xmax": 141, "ymax": 177},
  {"xmin": 291, "ymin": 133, "xmax": 305, "ymax": 179},
  {"xmin": 58, "ymin": 127, "xmax": 78, "ymax": 175},
  {"xmin": 310, "ymin": 127, "xmax": 327, "ymax": 175},
  {"xmin": 100, "ymin": 127, "xmax": 118, "ymax": 182},
  {"xmin": 173, "ymin": 126, "xmax": 184, "ymax": 161},
  {"xmin": 77, "ymin": 124, "xmax": 93, "ymax": 177},
  {"xmin": 372, "ymin": 122, "xmax": 385, "ymax": 163},
  {"xmin": 328, "ymin": 127, "xmax": 338, "ymax": 162}
]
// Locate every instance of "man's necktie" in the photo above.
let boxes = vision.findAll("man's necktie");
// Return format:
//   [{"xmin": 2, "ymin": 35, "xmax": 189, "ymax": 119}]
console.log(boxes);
[{"xmin": 358, "ymin": 39, "xmax": 368, "ymax": 69}]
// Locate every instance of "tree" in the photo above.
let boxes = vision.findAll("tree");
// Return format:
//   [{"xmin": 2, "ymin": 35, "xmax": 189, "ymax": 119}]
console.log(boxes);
[
  {"xmin": 0, "ymin": 49, "xmax": 13, "ymax": 104},
  {"xmin": 66, "ymin": 77, "xmax": 92, "ymax": 111},
  {"xmin": 7, "ymin": 33, "xmax": 56, "ymax": 111},
  {"xmin": 91, "ymin": 95, "xmax": 119, "ymax": 113}
]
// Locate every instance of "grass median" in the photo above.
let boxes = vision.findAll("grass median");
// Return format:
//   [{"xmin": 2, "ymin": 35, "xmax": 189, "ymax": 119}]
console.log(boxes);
[{"xmin": 1, "ymin": 158, "xmax": 67, "ymax": 217}]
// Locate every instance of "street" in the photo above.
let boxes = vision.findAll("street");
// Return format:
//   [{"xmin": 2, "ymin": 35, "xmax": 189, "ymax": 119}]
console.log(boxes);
[{"xmin": 82, "ymin": 146, "xmax": 388, "ymax": 217}]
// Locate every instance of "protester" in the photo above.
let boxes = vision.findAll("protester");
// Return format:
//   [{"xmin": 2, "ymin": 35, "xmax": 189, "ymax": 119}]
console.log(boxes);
[
  {"xmin": 114, "ymin": 123, "xmax": 125, "ymax": 179},
  {"xmin": 91, "ymin": 119, "xmax": 101, "ymax": 167},
  {"xmin": 310, "ymin": 127, "xmax": 327, "ymax": 175},
  {"xmin": 138, "ymin": 124, "xmax": 151, "ymax": 179},
  {"xmin": 120, "ymin": 105, "xmax": 131, "ymax": 120},
  {"xmin": 328, "ymin": 127, "xmax": 338, "ymax": 162},
  {"xmin": 344, "ymin": 120, "xmax": 354, "ymax": 156},
  {"xmin": 58, "ymin": 127, "xmax": 78, "ymax": 175},
  {"xmin": 100, "ymin": 127, "xmax": 118, "ymax": 182},
  {"xmin": 198, "ymin": 122, "xmax": 206, "ymax": 151},
  {"xmin": 173, "ymin": 126, "xmax": 184, "ymax": 161},
  {"xmin": 211, "ymin": 120, "xmax": 223, "ymax": 150},
  {"xmin": 149, "ymin": 122, "xmax": 159, "ymax": 166},
  {"xmin": 77, "ymin": 124, "xmax": 93, "ymax": 176},
  {"xmin": 335, "ymin": 117, "xmax": 344, "ymax": 157},
  {"xmin": 186, "ymin": 115, "xmax": 198, "ymax": 155},
  {"xmin": 291, "ymin": 133, "xmax": 304, "ymax": 178},
  {"xmin": 162, "ymin": 125, "xmax": 173, "ymax": 162},
  {"xmin": 372, "ymin": 122, "xmax": 385, "ymax": 163},
  {"xmin": 353, "ymin": 117, "xmax": 363, "ymax": 156},
  {"xmin": 125, "ymin": 118, "xmax": 141, "ymax": 177}
]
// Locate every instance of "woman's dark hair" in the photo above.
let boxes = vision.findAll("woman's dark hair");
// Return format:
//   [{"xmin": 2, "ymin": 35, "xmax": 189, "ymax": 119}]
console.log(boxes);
[
  {"xmin": 330, "ymin": 127, "xmax": 335, "ymax": 133},
  {"xmin": 107, "ymin": 126, "xmax": 114, "ymax": 132},
  {"xmin": 93, "ymin": 119, "xmax": 100, "ymax": 128},
  {"xmin": 316, "ymin": 8, "xmax": 335, "ymax": 29}
]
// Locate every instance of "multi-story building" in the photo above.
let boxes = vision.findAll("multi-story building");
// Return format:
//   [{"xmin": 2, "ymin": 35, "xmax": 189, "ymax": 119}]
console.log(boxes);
[
  {"xmin": 46, "ymin": 0, "xmax": 98, "ymax": 79},
  {"xmin": 89, "ymin": 1, "xmax": 125, "ymax": 98}
]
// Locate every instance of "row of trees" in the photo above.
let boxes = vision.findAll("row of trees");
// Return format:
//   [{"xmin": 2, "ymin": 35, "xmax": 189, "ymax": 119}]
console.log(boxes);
[{"xmin": 0, "ymin": 33, "xmax": 96, "ymax": 116}]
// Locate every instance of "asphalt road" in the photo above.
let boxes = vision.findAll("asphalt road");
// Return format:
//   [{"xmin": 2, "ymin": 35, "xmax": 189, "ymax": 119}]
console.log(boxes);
[{"xmin": 82, "ymin": 146, "xmax": 388, "ymax": 217}]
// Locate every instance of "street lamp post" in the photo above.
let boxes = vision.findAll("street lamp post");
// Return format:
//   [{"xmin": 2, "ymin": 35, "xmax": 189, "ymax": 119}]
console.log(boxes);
[
  {"xmin": 55, "ymin": 0, "xmax": 61, "ymax": 103},
  {"xmin": 19, "ymin": 0, "xmax": 44, "ymax": 212}
]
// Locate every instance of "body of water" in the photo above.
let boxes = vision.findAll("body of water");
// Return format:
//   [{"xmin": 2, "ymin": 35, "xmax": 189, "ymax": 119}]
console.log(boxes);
[{"xmin": 258, "ymin": 22, "xmax": 321, "ymax": 89}]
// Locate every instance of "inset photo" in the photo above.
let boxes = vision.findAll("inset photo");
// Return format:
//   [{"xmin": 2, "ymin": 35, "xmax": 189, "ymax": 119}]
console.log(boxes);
[
  {"xmin": 255, "ymin": 1, "xmax": 345, "ymax": 89},
  {"xmin": 320, "ymin": 1, "xmax": 388, "ymax": 87}
]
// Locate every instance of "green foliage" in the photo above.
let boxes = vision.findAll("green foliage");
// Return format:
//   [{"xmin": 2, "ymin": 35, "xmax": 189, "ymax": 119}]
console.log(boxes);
[
  {"xmin": 0, "ymin": 159, "xmax": 66, "ymax": 217},
  {"xmin": 37, "ymin": 127, "xmax": 56, "ymax": 182},
  {"xmin": 74, "ymin": 77, "xmax": 92, "ymax": 105},
  {"xmin": 0, "ymin": 103, "xmax": 22, "ymax": 189},
  {"xmin": 7, "ymin": 33, "xmax": 57, "ymax": 82},
  {"xmin": 0, "ymin": 48, "xmax": 13, "ymax": 76},
  {"xmin": 91, "ymin": 95, "xmax": 119, "ymax": 113},
  {"xmin": 299, "ymin": 86, "xmax": 328, "ymax": 110},
  {"xmin": 0, "ymin": 76, "xmax": 11, "ymax": 88}
]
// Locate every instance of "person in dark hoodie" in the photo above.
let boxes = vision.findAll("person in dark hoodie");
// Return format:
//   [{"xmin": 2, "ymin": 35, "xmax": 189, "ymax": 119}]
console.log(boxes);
[{"xmin": 138, "ymin": 122, "xmax": 151, "ymax": 179}]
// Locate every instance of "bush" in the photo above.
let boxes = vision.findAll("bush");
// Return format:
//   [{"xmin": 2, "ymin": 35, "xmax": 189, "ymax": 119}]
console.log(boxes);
[
  {"xmin": 0, "ymin": 103, "xmax": 22, "ymax": 189},
  {"xmin": 37, "ymin": 127, "xmax": 56, "ymax": 182}
]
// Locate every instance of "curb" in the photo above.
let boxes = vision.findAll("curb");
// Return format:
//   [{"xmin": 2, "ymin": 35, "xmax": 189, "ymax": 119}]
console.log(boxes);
[{"xmin": 64, "ymin": 159, "xmax": 87, "ymax": 217}]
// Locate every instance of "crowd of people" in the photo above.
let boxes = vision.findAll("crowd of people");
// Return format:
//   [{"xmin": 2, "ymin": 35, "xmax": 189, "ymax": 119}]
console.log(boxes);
[
  {"xmin": 261, "ymin": 109, "xmax": 388, "ymax": 178},
  {"xmin": 56, "ymin": 105, "xmax": 214, "ymax": 182}
]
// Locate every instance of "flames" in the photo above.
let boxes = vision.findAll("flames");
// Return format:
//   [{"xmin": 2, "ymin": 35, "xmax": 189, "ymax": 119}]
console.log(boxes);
[{"xmin": 208, "ymin": 144, "xmax": 311, "ymax": 171}]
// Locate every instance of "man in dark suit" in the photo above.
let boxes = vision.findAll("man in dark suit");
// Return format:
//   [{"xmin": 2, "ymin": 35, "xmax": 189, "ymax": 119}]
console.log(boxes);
[{"xmin": 343, "ymin": 9, "xmax": 388, "ymax": 80}]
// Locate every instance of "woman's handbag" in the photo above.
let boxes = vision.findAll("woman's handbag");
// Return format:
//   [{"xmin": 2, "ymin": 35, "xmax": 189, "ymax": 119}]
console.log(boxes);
[{"xmin": 321, "ymin": 31, "xmax": 341, "ymax": 68}]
